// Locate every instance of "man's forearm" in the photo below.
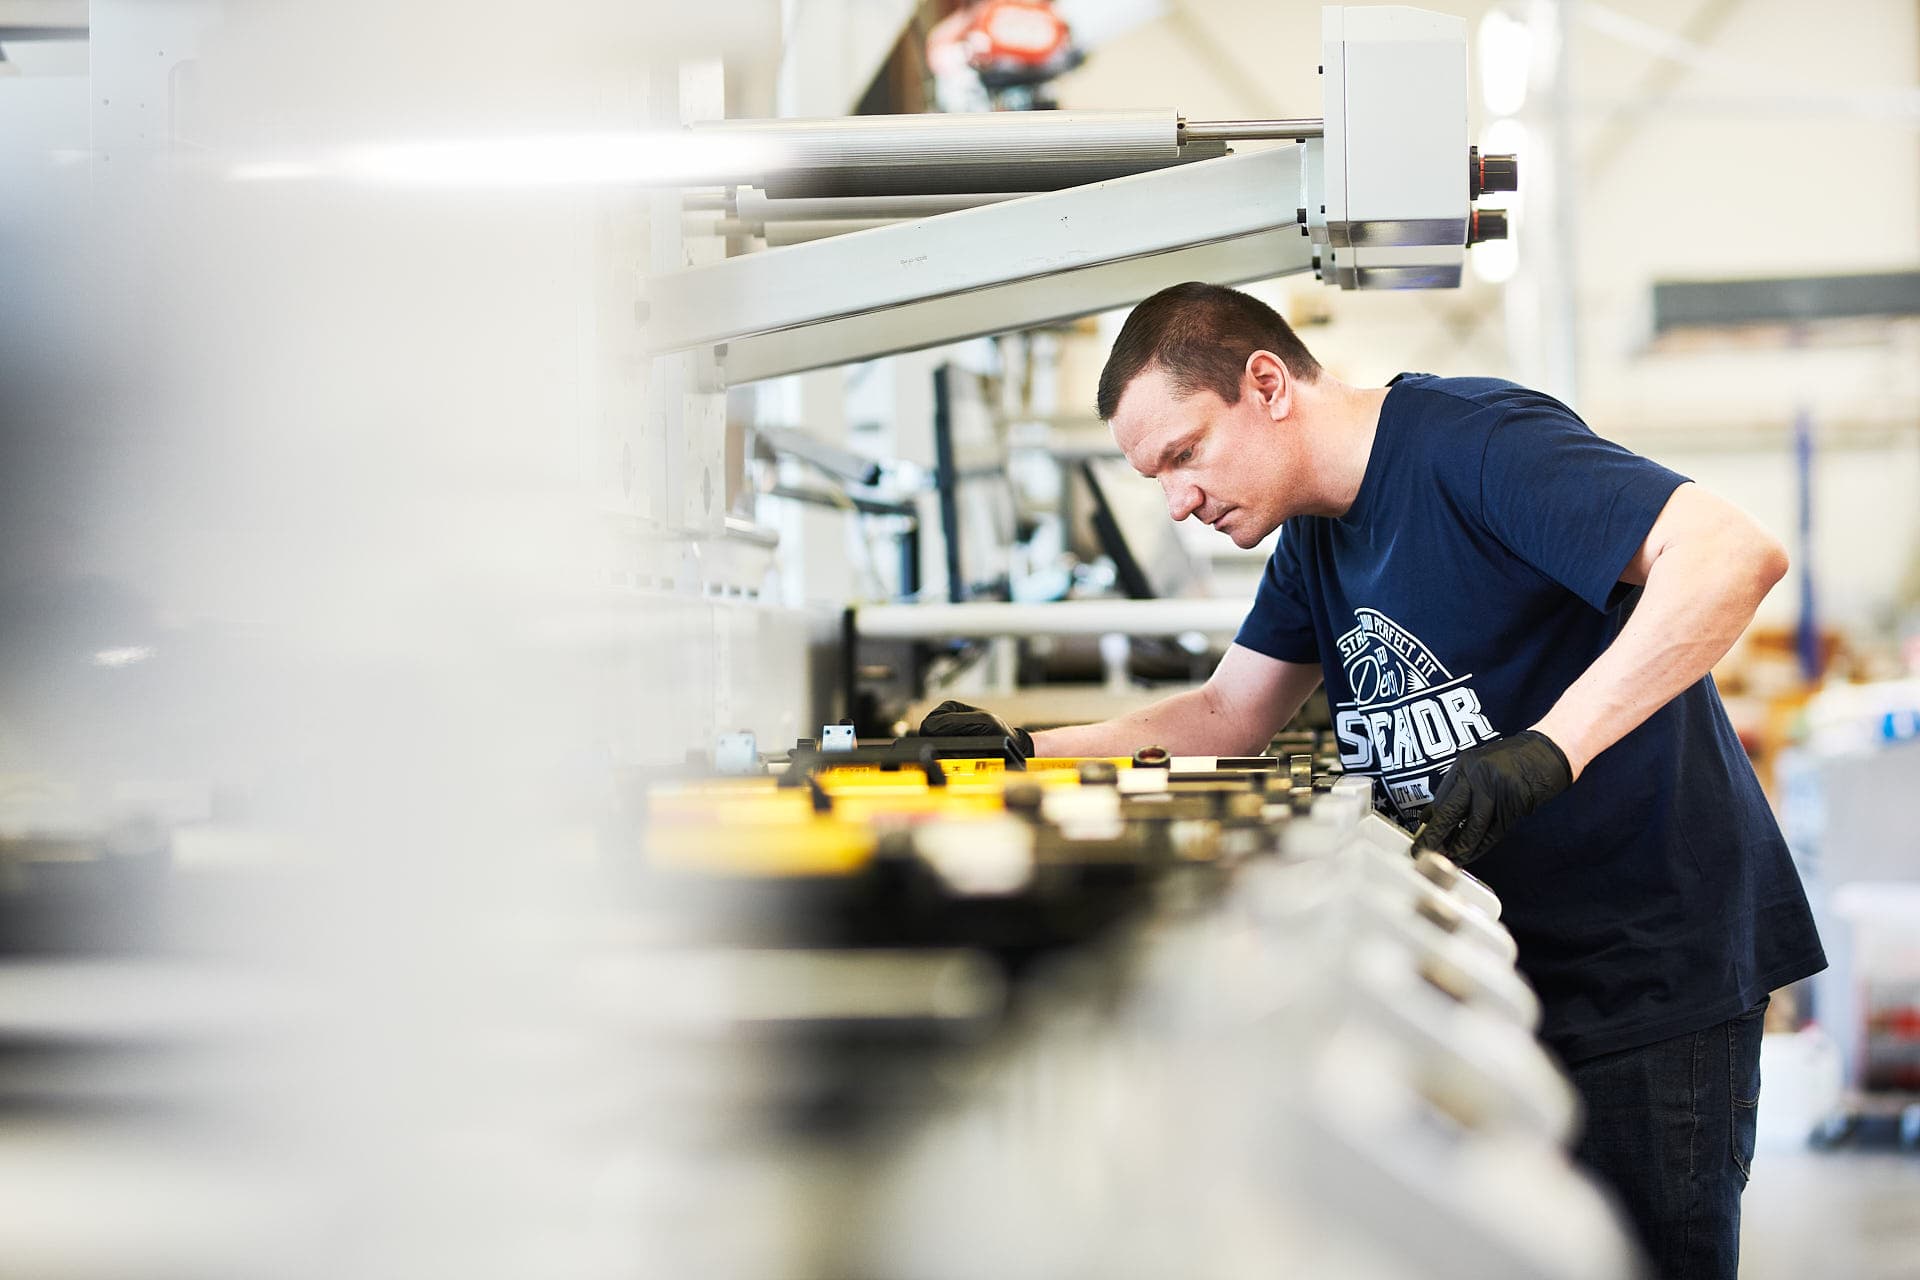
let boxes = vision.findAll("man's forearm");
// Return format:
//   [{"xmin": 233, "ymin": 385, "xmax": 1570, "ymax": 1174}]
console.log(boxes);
[
  {"xmin": 1029, "ymin": 685, "xmax": 1267, "ymax": 758},
  {"xmin": 1533, "ymin": 533, "xmax": 1785, "ymax": 779}
]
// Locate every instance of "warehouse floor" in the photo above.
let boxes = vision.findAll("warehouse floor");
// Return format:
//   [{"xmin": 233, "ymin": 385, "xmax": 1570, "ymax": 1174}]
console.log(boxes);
[{"xmin": 1741, "ymin": 1148, "xmax": 1920, "ymax": 1279}]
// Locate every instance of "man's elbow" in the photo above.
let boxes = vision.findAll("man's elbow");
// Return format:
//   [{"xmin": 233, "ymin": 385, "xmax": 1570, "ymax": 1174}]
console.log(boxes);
[
  {"xmin": 1752, "ymin": 533, "xmax": 1790, "ymax": 595},
  {"xmin": 1719, "ymin": 529, "xmax": 1790, "ymax": 614},
  {"xmin": 1690, "ymin": 516, "xmax": 1789, "ymax": 612}
]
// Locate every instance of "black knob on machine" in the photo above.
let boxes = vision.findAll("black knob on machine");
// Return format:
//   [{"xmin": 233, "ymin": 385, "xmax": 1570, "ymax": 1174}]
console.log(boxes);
[
  {"xmin": 1468, "ymin": 208, "xmax": 1510, "ymax": 245},
  {"xmin": 1480, "ymin": 152, "xmax": 1519, "ymax": 193},
  {"xmin": 1468, "ymin": 146, "xmax": 1521, "ymax": 198}
]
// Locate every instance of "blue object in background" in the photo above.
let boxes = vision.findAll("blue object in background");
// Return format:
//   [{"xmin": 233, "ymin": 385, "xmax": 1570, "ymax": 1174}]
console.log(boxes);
[{"xmin": 1793, "ymin": 407, "xmax": 1821, "ymax": 682}]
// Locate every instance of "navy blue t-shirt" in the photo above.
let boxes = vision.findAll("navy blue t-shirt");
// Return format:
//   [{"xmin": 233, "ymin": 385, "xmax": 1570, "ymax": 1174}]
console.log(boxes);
[{"xmin": 1236, "ymin": 374, "xmax": 1826, "ymax": 1061}]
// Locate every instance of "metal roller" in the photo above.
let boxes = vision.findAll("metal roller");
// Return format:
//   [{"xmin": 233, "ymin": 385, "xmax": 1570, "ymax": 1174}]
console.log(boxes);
[
  {"xmin": 855, "ymin": 599, "xmax": 1249, "ymax": 639},
  {"xmin": 1182, "ymin": 118, "xmax": 1325, "ymax": 141},
  {"xmin": 689, "ymin": 110, "xmax": 1228, "ymax": 198},
  {"xmin": 711, "ymin": 217, "xmax": 922, "ymax": 245},
  {"xmin": 734, "ymin": 189, "xmax": 1026, "ymax": 222},
  {"xmin": 761, "ymin": 219, "xmax": 902, "ymax": 246}
]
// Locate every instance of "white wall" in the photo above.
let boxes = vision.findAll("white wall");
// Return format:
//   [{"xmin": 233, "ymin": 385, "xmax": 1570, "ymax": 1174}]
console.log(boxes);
[{"xmin": 1634, "ymin": 434, "xmax": 1920, "ymax": 631}]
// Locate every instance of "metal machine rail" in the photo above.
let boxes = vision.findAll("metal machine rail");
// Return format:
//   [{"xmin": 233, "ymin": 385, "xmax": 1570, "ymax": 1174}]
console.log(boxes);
[{"xmin": 855, "ymin": 599, "xmax": 1249, "ymax": 639}]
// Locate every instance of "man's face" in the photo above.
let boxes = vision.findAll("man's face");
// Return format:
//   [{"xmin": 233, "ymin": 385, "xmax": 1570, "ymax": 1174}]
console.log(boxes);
[{"xmin": 1108, "ymin": 361, "xmax": 1296, "ymax": 549}]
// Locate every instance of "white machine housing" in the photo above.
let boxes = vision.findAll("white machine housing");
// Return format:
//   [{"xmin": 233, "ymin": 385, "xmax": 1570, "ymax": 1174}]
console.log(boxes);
[{"xmin": 1317, "ymin": 5, "xmax": 1472, "ymax": 287}]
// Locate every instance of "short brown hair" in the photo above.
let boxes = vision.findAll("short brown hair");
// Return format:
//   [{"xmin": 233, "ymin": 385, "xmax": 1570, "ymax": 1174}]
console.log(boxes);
[{"xmin": 1096, "ymin": 282, "xmax": 1322, "ymax": 421}]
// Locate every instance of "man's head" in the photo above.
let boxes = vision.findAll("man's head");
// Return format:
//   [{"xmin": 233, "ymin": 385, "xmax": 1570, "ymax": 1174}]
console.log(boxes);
[{"xmin": 1097, "ymin": 282, "xmax": 1325, "ymax": 548}]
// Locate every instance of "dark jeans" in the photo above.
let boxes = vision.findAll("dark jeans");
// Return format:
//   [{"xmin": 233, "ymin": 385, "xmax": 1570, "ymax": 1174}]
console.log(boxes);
[{"xmin": 1566, "ymin": 998, "xmax": 1767, "ymax": 1280}]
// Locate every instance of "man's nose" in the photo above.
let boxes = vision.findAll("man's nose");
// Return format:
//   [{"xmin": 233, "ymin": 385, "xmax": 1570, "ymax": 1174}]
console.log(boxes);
[{"xmin": 1162, "ymin": 479, "xmax": 1203, "ymax": 522}]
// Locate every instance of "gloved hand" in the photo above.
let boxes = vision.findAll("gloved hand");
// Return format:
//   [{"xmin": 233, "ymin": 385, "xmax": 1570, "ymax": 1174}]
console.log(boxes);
[
  {"xmin": 917, "ymin": 700, "xmax": 1034, "ymax": 758},
  {"xmin": 1412, "ymin": 729, "xmax": 1572, "ymax": 866}
]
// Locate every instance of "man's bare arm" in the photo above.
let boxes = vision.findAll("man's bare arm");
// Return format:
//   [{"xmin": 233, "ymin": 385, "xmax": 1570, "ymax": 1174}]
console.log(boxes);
[
  {"xmin": 1029, "ymin": 643, "xmax": 1323, "ymax": 757},
  {"xmin": 1532, "ymin": 482, "xmax": 1788, "ymax": 779}
]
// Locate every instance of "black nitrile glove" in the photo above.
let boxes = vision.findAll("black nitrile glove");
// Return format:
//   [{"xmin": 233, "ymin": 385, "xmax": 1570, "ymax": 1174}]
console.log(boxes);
[
  {"xmin": 1412, "ymin": 730, "xmax": 1572, "ymax": 866},
  {"xmin": 917, "ymin": 700, "xmax": 1034, "ymax": 758}
]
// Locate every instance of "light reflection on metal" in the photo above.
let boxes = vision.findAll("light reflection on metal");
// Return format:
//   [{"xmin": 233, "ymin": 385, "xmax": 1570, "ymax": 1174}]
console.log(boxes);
[
  {"xmin": 227, "ymin": 131, "xmax": 788, "ymax": 190},
  {"xmin": 90, "ymin": 646, "xmax": 154, "ymax": 668}
]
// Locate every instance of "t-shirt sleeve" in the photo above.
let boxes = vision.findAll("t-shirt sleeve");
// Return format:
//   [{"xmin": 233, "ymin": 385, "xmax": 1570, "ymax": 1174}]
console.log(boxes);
[
  {"xmin": 1477, "ymin": 404, "xmax": 1689, "ymax": 613},
  {"xmin": 1233, "ymin": 523, "xmax": 1320, "ymax": 663}
]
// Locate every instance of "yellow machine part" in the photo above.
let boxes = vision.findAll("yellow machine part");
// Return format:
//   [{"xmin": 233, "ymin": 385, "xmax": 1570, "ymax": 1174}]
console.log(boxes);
[
  {"xmin": 806, "ymin": 756, "xmax": 1129, "ymax": 778},
  {"xmin": 647, "ymin": 786, "xmax": 870, "ymax": 876},
  {"xmin": 644, "ymin": 757, "xmax": 1134, "ymax": 878}
]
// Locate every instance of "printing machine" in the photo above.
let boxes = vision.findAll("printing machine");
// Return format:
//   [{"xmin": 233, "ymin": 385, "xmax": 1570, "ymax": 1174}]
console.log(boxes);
[
  {"xmin": 643, "ymin": 732, "xmax": 1642, "ymax": 1278},
  {"xmin": 616, "ymin": 7, "xmax": 1649, "ymax": 1276},
  {"xmin": 0, "ymin": 6, "xmax": 1634, "ymax": 1275}
]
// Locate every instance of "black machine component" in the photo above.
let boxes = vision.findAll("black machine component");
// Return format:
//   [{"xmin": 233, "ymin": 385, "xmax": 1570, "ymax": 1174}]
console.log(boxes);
[
  {"xmin": 1468, "ymin": 208, "xmax": 1509, "ymax": 245},
  {"xmin": 781, "ymin": 734, "xmax": 1030, "ymax": 777},
  {"xmin": 1468, "ymin": 146, "xmax": 1519, "ymax": 199}
]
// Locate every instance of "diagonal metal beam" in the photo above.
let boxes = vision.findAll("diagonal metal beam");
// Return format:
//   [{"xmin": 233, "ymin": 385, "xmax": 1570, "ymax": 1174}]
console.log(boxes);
[{"xmin": 644, "ymin": 146, "xmax": 1307, "ymax": 354}]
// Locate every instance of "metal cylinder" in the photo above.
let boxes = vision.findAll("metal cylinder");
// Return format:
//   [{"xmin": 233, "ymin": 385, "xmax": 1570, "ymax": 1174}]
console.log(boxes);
[
  {"xmin": 735, "ymin": 189, "xmax": 1026, "ymax": 222},
  {"xmin": 1180, "ymin": 118, "xmax": 1325, "ymax": 141},
  {"xmin": 689, "ymin": 111, "xmax": 1225, "ymax": 197},
  {"xmin": 854, "ymin": 599, "xmax": 1247, "ymax": 639},
  {"xmin": 762, "ymin": 218, "xmax": 902, "ymax": 247}
]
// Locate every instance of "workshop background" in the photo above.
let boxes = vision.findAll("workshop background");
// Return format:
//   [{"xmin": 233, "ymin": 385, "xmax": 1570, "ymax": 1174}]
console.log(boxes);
[{"xmin": 1, "ymin": 0, "xmax": 1917, "ymax": 1276}]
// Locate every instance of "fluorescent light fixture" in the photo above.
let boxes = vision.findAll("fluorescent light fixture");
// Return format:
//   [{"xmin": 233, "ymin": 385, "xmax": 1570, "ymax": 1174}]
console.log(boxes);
[
  {"xmin": 92, "ymin": 646, "xmax": 155, "ymax": 668},
  {"xmin": 1478, "ymin": 9, "xmax": 1532, "ymax": 117},
  {"xmin": 228, "ymin": 131, "xmax": 787, "ymax": 190}
]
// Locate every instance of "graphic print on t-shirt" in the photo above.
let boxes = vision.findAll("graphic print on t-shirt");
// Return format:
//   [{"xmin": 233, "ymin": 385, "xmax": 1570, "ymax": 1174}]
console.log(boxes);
[{"xmin": 1330, "ymin": 607, "xmax": 1499, "ymax": 816}]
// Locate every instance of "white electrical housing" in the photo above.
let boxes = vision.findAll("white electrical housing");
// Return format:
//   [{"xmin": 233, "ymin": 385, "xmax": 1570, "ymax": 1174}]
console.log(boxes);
[{"xmin": 1318, "ymin": 5, "xmax": 1470, "ymax": 289}]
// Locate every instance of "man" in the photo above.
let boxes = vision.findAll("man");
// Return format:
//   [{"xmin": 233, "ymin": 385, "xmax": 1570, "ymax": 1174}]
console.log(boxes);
[{"xmin": 922, "ymin": 281, "xmax": 1825, "ymax": 1279}]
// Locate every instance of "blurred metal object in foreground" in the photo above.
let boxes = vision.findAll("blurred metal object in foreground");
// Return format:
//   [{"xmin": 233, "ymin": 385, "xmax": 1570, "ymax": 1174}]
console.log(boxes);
[{"xmin": 640, "ymin": 735, "xmax": 1645, "ymax": 1279}]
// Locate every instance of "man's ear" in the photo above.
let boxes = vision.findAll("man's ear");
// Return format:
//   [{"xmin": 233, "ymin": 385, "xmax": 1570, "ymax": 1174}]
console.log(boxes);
[{"xmin": 1246, "ymin": 350, "xmax": 1292, "ymax": 421}]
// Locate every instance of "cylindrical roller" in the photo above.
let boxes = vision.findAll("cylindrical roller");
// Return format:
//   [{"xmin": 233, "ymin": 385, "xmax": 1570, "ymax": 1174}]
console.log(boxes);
[
  {"xmin": 689, "ymin": 111, "xmax": 1226, "ymax": 197},
  {"xmin": 762, "ymin": 219, "xmax": 903, "ymax": 246},
  {"xmin": 709, "ymin": 216, "xmax": 903, "ymax": 243},
  {"xmin": 736, "ymin": 189, "xmax": 1026, "ymax": 221},
  {"xmin": 1180, "ymin": 117, "xmax": 1325, "ymax": 141},
  {"xmin": 856, "ymin": 599, "xmax": 1248, "ymax": 639}
]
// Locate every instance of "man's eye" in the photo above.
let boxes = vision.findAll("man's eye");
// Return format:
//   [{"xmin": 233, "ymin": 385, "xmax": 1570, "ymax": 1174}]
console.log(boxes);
[{"xmin": 1176, "ymin": 449, "xmax": 1193, "ymax": 465}]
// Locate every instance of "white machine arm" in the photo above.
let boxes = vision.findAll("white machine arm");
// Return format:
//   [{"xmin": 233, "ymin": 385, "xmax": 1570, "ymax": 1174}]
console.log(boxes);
[
  {"xmin": 641, "ymin": 5, "xmax": 1514, "ymax": 384},
  {"xmin": 650, "ymin": 146, "xmax": 1315, "ymax": 383}
]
